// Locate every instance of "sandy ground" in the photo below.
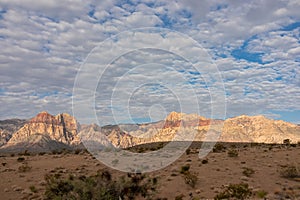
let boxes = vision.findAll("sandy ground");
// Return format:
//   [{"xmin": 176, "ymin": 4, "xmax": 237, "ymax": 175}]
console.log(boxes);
[{"xmin": 0, "ymin": 143, "xmax": 300, "ymax": 199}]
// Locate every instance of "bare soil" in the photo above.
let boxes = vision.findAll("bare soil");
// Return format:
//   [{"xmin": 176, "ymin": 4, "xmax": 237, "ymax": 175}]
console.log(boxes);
[{"xmin": 0, "ymin": 143, "xmax": 300, "ymax": 199}]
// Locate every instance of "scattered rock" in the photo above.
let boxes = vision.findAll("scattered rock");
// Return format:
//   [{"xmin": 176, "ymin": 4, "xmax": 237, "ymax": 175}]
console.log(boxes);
[
  {"xmin": 13, "ymin": 186, "xmax": 22, "ymax": 192},
  {"xmin": 21, "ymin": 189, "xmax": 32, "ymax": 194},
  {"xmin": 240, "ymin": 176, "xmax": 249, "ymax": 181},
  {"xmin": 38, "ymin": 180, "xmax": 46, "ymax": 186}
]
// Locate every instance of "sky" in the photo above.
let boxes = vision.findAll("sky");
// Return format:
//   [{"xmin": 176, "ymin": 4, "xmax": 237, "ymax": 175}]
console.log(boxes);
[{"xmin": 0, "ymin": 0, "xmax": 299, "ymax": 125}]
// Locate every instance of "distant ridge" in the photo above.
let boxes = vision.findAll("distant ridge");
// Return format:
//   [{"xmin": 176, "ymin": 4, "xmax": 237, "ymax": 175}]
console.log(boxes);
[{"xmin": 0, "ymin": 111, "xmax": 299, "ymax": 152}]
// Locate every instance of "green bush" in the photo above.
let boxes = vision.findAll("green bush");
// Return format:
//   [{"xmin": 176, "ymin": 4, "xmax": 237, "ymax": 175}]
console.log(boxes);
[
  {"xmin": 29, "ymin": 185, "xmax": 38, "ymax": 193},
  {"xmin": 283, "ymin": 139, "xmax": 291, "ymax": 145},
  {"xmin": 180, "ymin": 165, "xmax": 190, "ymax": 174},
  {"xmin": 227, "ymin": 149, "xmax": 238, "ymax": 157},
  {"xmin": 201, "ymin": 159, "xmax": 208, "ymax": 164},
  {"xmin": 214, "ymin": 183, "xmax": 253, "ymax": 200},
  {"xmin": 74, "ymin": 149, "xmax": 82, "ymax": 155},
  {"xmin": 280, "ymin": 165, "xmax": 300, "ymax": 179},
  {"xmin": 18, "ymin": 163, "xmax": 32, "ymax": 172},
  {"xmin": 213, "ymin": 143, "xmax": 226, "ymax": 153},
  {"xmin": 175, "ymin": 194, "xmax": 184, "ymax": 200},
  {"xmin": 185, "ymin": 148, "xmax": 191, "ymax": 155},
  {"xmin": 17, "ymin": 157, "xmax": 25, "ymax": 162},
  {"xmin": 18, "ymin": 150, "xmax": 30, "ymax": 156},
  {"xmin": 184, "ymin": 172, "xmax": 198, "ymax": 188},
  {"xmin": 44, "ymin": 170, "xmax": 157, "ymax": 200},
  {"xmin": 242, "ymin": 167, "xmax": 255, "ymax": 177},
  {"xmin": 256, "ymin": 190, "xmax": 268, "ymax": 198}
]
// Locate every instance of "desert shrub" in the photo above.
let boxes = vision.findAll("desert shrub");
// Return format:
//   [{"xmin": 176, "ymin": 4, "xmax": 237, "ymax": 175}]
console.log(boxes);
[
  {"xmin": 23, "ymin": 150, "xmax": 30, "ymax": 156},
  {"xmin": 283, "ymin": 139, "xmax": 291, "ymax": 145},
  {"xmin": 291, "ymin": 143, "xmax": 297, "ymax": 147},
  {"xmin": 74, "ymin": 149, "xmax": 82, "ymax": 155},
  {"xmin": 280, "ymin": 165, "xmax": 300, "ymax": 179},
  {"xmin": 111, "ymin": 159, "xmax": 119, "ymax": 165},
  {"xmin": 44, "ymin": 170, "xmax": 157, "ymax": 200},
  {"xmin": 18, "ymin": 150, "xmax": 30, "ymax": 156},
  {"xmin": 137, "ymin": 147, "xmax": 145, "ymax": 153},
  {"xmin": 175, "ymin": 194, "xmax": 184, "ymax": 200},
  {"xmin": 214, "ymin": 183, "xmax": 253, "ymax": 200},
  {"xmin": 18, "ymin": 163, "xmax": 32, "ymax": 172},
  {"xmin": 250, "ymin": 142, "xmax": 259, "ymax": 147},
  {"xmin": 185, "ymin": 148, "xmax": 191, "ymax": 155},
  {"xmin": 29, "ymin": 185, "xmax": 38, "ymax": 193},
  {"xmin": 213, "ymin": 143, "xmax": 226, "ymax": 153},
  {"xmin": 268, "ymin": 146, "xmax": 273, "ymax": 151},
  {"xmin": 242, "ymin": 167, "xmax": 255, "ymax": 177},
  {"xmin": 180, "ymin": 165, "xmax": 190, "ymax": 174},
  {"xmin": 273, "ymin": 185, "xmax": 300, "ymax": 199},
  {"xmin": 51, "ymin": 150, "xmax": 58, "ymax": 155},
  {"xmin": 256, "ymin": 190, "xmax": 268, "ymax": 198},
  {"xmin": 184, "ymin": 172, "xmax": 198, "ymax": 188},
  {"xmin": 17, "ymin": 157, "xmax": 25, "ymax": 162},
  {"xmin": 201, "ymin": 159, "xmax": 208, "ymax": 164},
  {"xmin": 150, "ymin": 147, "xmax": 157, "ymax": 151},
  {"xmin": 38, "ymin": 152, "xmax": 46, "ymax": 156},
  {"xmin": 227, "ymin": 149, "xmax": 238, "ymax": 157}
]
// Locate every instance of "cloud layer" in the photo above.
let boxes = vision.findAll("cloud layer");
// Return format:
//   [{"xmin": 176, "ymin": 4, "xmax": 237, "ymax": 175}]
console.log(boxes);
[{"xmin": 0, "ymin": 0, "xmax": 299, "ymax": 124}]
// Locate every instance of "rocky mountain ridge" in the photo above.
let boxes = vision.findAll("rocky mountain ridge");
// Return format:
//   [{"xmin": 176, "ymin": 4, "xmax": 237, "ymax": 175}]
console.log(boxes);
[
  {"xmin": 7, "ymin": 111, "xmax": 79, "ymax": 146},
  {"xmin": 0, "ymin": 111, "xmax": 299, "ymax": 152},
  {"xmin": 0, "ymin": 119, "xmax": 27, "ymax": 147}
]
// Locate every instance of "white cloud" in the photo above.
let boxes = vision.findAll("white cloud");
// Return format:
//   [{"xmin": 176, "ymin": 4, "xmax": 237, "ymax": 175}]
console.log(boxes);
[{"xmin": 0, "ymin": 0, "xmax": 299, "ymax": 124}]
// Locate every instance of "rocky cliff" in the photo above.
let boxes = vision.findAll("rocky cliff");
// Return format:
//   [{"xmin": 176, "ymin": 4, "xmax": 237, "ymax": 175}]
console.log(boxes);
[
  {"xmin": 5, "ymin": 111, "xmax": 80, "ymax": 147},
  {"xmin": 221, "ymin": 115, "xmax": 300, "ymax": 143},
  {"xmin": 95, "ymin": 112, "xmax": 300, "ymax": 148}
]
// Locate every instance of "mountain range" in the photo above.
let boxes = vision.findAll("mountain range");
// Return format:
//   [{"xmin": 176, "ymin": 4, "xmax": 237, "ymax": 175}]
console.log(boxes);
[{"xmin": 0, "ymin": 111, "xmax": 299, "ymax": 152}]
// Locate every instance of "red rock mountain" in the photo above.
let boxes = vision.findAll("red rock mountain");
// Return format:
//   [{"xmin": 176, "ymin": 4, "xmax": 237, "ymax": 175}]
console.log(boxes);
[
  {"xmin": 100, "ymin": 112, "xmax": 300, "ymax": 148},
  {"xmin": 1, "ymin": 111, "xmax": 300, "ymax": 151},
  {"xmin": 6, "ymin": 111, "xmax": 79, "ymax": 146}
]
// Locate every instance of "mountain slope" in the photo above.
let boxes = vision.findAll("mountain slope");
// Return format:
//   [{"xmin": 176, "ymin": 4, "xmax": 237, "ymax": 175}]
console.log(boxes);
[
  {"xmin": 0, "ymin": 133, "xmax": 71, "ymax": 153},
  {"xmin": 6, "ymin": 111, "xmax": 79, "ymax": 145},
  {"xmin": 0, "ymin": 119, "xmax": 27, "ymax": 147},
  {"xmin": 221, "ymin": 115, "xmax": 300, "ymax": 143}
]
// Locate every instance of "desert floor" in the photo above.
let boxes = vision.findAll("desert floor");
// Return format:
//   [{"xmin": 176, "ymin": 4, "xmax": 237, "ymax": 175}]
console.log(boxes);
[{"xmin": 0, "ymin": 142, "xmax": 300, "ymax": 200}]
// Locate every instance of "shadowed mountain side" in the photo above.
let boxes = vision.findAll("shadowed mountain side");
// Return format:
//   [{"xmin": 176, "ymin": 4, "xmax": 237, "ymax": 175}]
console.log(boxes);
[
  {"xmin": 0, "ymin": 119, "xmax": 27, "ymax": 147},
  {"xmin": 77, "ymin": 124, "xmax": 114, "ymax": 150},
  {"xmin": 0, "ymin": 133, "xmax": 71, "ymax": 153}
]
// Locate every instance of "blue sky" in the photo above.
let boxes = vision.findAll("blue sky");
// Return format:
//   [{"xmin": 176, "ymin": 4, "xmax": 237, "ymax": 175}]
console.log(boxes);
[{"xmin": 0, "ymin": 0, "xmax": 299, "ymax": 124}]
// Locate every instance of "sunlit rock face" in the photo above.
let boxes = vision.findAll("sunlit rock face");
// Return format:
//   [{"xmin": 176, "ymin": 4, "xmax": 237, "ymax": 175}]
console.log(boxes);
[{"xmin": 6, "ymin": 111, "xmax": 79, "ymax": 146}]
